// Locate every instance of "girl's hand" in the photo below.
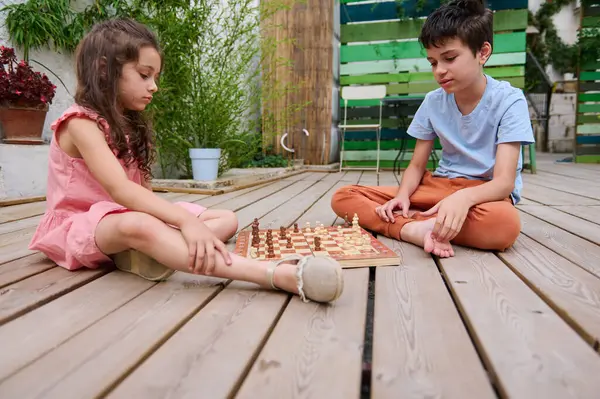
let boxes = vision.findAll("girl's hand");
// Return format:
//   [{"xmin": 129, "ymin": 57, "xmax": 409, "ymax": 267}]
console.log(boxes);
[
  {"xmin": 375, "ymin": 195, "xmax": 411, "ymax": 223},
  {"xmin": 420, "ymin": 191, "xmax": 471, "ymax": 242},
  {"xmin": 180, "ymin": 219, "xmax": 232, "ymax": 275}
]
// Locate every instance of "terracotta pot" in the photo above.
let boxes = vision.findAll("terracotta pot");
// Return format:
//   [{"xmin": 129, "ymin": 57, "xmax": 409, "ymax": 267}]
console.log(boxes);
[{"xmin": 0, "ymin": 105, "xmax": 48, "ymax": 145}]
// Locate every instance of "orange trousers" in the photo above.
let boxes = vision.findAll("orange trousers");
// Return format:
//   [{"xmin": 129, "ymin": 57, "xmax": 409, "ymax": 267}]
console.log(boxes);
[{"xmin": 331, "ymin": 172, "xmax": 520, "ymax": 251}]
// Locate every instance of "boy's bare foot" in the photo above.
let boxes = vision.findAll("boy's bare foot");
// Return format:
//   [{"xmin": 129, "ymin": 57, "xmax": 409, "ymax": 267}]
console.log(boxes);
[{"xmin": 400, "ymin": 218, "xmax": 455, "ymax": 258}]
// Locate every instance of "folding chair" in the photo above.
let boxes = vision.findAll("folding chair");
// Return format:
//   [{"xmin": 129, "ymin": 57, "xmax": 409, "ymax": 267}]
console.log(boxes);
[{"xmin": 338, "ymin": 85, "xmax": 387, "ymax": 173}]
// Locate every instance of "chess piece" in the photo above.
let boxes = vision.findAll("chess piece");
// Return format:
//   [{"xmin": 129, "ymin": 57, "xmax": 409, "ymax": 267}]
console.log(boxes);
[
  {"xmin": 279, "ymin": 226, "xmax": 287, "ymax": 239},
  {"xmin": 343, "ymin": 213, "xmax": 350, "ymax": 228},
  {"xmin": 286, "ymin": 237, "xmax": 293, "ymax": 248},
  {"xmin": 314, "ymin": 236, "xmax": 321, "ymax": 251},
  {"xmin": 293, "ymin": 223, "xmax": 299, "ymax": 233}
]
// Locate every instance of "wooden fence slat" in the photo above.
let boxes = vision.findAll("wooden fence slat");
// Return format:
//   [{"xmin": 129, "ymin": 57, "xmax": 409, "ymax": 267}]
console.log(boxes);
[
  {"xmin": 371, "ymin": 238, "xmax": 495, "ymax": 398},
  {"xmin": 438, "ymin": 247, "xmax": 600, "ymax": 398}
]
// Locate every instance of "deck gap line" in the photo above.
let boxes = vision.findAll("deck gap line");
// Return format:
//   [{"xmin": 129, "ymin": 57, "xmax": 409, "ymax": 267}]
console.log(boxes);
[
  {"xmin": 0, "ymin": 253, "xmax": 51, "ymax": 281},
  {"xmin": 524, "ymin": 181, "xmax": 600, "ymax": 202},
  {"xmin": 191, "ymin": 180, "xmax": 280, "ymax": 206},
  {"xmin": 431, "ymin": 254, "xmax": 505, "ymax": 399},
  {"xmin": 98, "ymin": 280, "xmax": 231, "ymax": 398},
  {"xmin": 288, "ymin": 176, "xmax": 349, "ymax": 227},
  {"xmin": 549, "ymin": 206, "xmax": 600, "ymax": 227},
  {"xmin": 493, "ymin": 252, "xmax": 597, "ymax": 349},
  {"xmin": 224, "ymin": 180, "xmax": 303, "ymax": 213},
  {"xmin": 359, "ymin": 265, "xmax": 376, "ymax": 399},
  {"xmin": 0, "ymin": 274, "xmax": 159, "ymax": 385},
  {"xmin": 518, "ymin": 229, "xmax": 600, "ymax": 281},
  {"xmin": 536, "ymin": 169, "xmax": 600, "ymax": 183},
  {"xmin": 518, "ymin": 208, "xmax": 600, "ymax": 246},
  {"xmin": 0, "ymin": 268, "xmax": 111, "ymax": 328},
  {"xmin": 226, "ymin": 294, "xmax": 293, "ymax": 399},
  {"xmin": 518, "ymin": 196, "xmax": 545, "ymax": 205}
]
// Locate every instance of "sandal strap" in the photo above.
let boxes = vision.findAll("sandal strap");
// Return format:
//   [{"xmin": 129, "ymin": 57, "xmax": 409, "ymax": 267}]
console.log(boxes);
[{"xmin": 266, "ymin": 263, "xmax": 279, "ymax": 290}]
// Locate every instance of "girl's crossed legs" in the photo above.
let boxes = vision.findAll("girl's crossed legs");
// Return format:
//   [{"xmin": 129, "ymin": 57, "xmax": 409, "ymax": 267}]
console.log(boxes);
[{"xmin": 94, "ymin": 206, "xmax": 343, "ymax": 303}]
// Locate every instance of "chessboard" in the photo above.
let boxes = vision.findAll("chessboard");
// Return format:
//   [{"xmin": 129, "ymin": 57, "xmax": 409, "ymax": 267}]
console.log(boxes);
[{"xmin": 233, "ymin": 217, "xmax": 399, "ymax": 268}]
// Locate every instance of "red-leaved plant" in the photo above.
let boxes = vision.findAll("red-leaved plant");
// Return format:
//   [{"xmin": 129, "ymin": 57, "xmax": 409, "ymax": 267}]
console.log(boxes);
[{"xmin": 0, "ymin": 46, "xmax": 56, "ymax": 109}]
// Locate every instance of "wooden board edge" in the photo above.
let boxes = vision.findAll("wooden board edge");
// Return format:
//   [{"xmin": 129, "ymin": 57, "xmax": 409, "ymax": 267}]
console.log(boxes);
[{"xmin": 0, "ymin": 196, "xmax": 46, "ymax": 207}]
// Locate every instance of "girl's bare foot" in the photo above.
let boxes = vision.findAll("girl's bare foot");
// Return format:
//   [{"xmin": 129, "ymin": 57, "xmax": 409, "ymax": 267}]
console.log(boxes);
[{"xmin": 400, "ymin": 218, "xmax": 455, "ymax": 258}]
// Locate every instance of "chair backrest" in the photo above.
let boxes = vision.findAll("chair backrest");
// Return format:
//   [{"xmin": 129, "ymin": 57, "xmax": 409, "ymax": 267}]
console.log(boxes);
[{"xmin": 341, "ymin": 85, "xmax": 386, "ymax": 101}]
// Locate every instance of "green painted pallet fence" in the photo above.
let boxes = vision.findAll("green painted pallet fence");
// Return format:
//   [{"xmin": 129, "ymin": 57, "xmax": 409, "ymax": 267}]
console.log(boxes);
[
  {"xmin": 575, "ymin": 2, "xmax": 600, "ymax": 163},
  {"xmin": 339, "ymin": 0, "xmax": 529, "ymax": 170}
]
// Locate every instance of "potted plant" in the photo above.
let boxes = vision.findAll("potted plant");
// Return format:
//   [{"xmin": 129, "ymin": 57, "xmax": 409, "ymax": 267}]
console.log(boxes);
[{"xmin": 0, "ymin": 46, "xmax": 56, "ymax": 144}]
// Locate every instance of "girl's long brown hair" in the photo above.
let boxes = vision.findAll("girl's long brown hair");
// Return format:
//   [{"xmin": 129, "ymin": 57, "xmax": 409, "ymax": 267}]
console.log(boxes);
[{"xmin": 74, "ymin": 18, "xmax": 162, "ymax": 180}]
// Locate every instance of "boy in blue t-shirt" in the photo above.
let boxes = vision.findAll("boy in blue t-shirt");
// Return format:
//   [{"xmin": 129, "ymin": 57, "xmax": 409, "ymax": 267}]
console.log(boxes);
[{"xmin": 331, "ymin": 0, "xmax": 535, "ymax": 258}]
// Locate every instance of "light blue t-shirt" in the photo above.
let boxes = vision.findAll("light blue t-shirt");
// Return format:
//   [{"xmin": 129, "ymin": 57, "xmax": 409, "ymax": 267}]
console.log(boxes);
[{"xmin": 407, "ymin": 74, "xmax": 535, "ymax": 204}]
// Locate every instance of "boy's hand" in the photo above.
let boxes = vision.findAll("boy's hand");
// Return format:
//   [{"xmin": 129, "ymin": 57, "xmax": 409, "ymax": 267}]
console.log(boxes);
[
  {"xmin": 420, "ymin": 191, "xmax": 471, "ymax": 242},
  {"xmin": 180, "ymin": 219, "xmax": 232, "ymax": 275},
  {"xmin": 376, "ymin": 194, "xmax": 411, "ymax": 223}
]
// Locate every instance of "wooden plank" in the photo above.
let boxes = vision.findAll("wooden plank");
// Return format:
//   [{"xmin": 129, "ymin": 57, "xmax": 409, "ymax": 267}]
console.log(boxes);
[
  {"xmin": 341, "ymin": 66, "xmax": 524, "ymax": 85},
  {"xmin": 235, "ymin": 268, "xmax": 369, "ymax": 398},
  {"xmin": 579, "ymin": 93, "xmax": 600, "ymax": 102},
  {"xmin": 0, "ymin": 196, "xmax": 45, "ymax": 207},
  {"xmin": 168, "ymin": 193, "xmax": 209, "ymax": 202},
  {"xmin": 341, "ymin": 52, "xmax": 526, "ymax": 75},
  {"xmin": 0, "ymin": 202, "xmax": 47, "ymax": 224},
  {"xmin": 343, "ymin": 149, "xmax": 442, "ymax": 161},
  {"xmin": 0, "ymin": 266, "xmax": 108, "ymax": 326},
  {"xmin": 341, "ymin": 9, "xmax": 527, "ymax": 43},
  {"xmin": 107, "ymin": 280, "xmax": 288, "ymax": 398},
  {"xmin": 0, "ymin": 215, "xmax": 41, "ymax": 236},
  {"xmin": 248, "ymin": 179, "xmax": 346, "ymax": 231},
  {"xmin": 215, "ymin": 179, "xmax": 304, "ymax": 212},
  {"xmin": 519, "ymin": 205, "xmax": 600, "ymax": 246},
  {"xmin": 229, "ymin": 180, "xmax": 316, "ymax": 231},
  {"xmin": 577, "ymin": 135, "xmax": 600, "ymax": 144},
  {"xmin": 358, "ymin": 171, "xmax": 378, "ymax": 185},
  {"xmin": 0, "ymin": 273, "xmax": 225, "ymax": 398},
  {"xmin": 577, "ymin": 124, "xmax": 600, "ymax": 134},
  {"xmin": 340, "ymin": 0, "xmax": 528, "ymax": 23},
  {"xmin": 520, "ymin": 182, "xmax": 600, "ymax": 205},
  {"xmin": 197, "ymin": 181, "xmax": 276, "ymax": 207},
  {"xmin": 340, "ymin": 171, "xmax": 363, "ymax": 183},
  {"xmin": 0, "ymin": 227, "xmax": 34, "ymax": 249},
  {"xmin": 438, "ymin": 247, "xmax": 600, "ymax": 398},
  {"xmin": 536, "ymin": 164, "xmax": 600, "ymax": 181},
  {"xmin": 576, "ymin": 154, "xmax": 600, "ymax": 163},
  {"xmin": 341, "ymin": 32, "xmax": 525, "ymax": 63},
  {"xmin": 371, "ymin": 238, "xmax": 495, "ymax": 398},
  {"xmin": 519, "ymin": 210, "xmax": 600, "ymax": 279},
  {"xmin": 378, "ymin": 171, "xmax": 399, "ymax": 186},
  {"xmin": 0, "ymin": 272, "xmax": 154, "ymax": 381},
  {"xmin": 0, "ymin": 240, "xmax": 36, "ymax": 265},
  {"xmin": 0, "ymin": 253, "xmax": 54, "ymax": 289},
  {"xmin": 297, "ymin": 181, "xmax": 356, "ymax": 228},
  {"xmin": 579, "ymin": 103, "xmax": 600, "ymax": 113},
  {"xmin": 525, "ymin": 173, "xmax": 600, "ymax": 199},
  {"xmin": 552, "ymin": 205, "xmax": 600, "ymax": 226},
  {"xmin": 498, "ymin": 235, "xmax": 600, "ymax": 348},
  {"xmin": 580, "ymin": 71, "xmax": 600, "ymax": 81}
]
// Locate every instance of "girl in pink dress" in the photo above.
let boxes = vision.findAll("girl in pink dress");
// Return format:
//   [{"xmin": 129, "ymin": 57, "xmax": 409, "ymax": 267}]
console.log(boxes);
[{"xmin": 29, "ymin": 18, "xmax": 343, "ymax": 303}]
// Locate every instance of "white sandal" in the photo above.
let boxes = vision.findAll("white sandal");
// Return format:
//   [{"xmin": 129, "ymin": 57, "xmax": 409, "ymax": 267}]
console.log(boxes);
[{"xmin": 267, "ymin": 254, "xmax": 344, "ymax": 303}]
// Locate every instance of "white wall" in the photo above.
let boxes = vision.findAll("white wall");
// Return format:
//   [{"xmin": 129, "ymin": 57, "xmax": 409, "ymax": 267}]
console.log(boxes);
[{"xmin": 528, "ymin": 0, "xmax": 581, "ymax": 82}]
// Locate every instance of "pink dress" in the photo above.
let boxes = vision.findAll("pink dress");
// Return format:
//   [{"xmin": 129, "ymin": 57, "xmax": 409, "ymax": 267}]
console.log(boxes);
[{"xmin": 29, "ymin": 104, "xmax": 206, "ymax": 270}]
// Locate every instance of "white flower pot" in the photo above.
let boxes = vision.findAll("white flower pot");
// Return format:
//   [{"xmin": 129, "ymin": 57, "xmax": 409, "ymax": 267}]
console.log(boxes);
[{"xmin": 189, "ymin": 148, "xmax": 221, "ymax": 181}]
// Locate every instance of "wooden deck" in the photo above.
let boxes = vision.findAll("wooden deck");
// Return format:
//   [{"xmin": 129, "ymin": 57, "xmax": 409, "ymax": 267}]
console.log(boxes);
[{"xmin": 1, "ymin": 153, "xmax": 600, "ymax": 398}]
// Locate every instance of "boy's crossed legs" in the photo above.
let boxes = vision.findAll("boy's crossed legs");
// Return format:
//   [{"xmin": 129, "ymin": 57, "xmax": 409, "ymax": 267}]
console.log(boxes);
[{"xmin": 331, "ymin": 172, "xmax": 521, "ymax": 257}]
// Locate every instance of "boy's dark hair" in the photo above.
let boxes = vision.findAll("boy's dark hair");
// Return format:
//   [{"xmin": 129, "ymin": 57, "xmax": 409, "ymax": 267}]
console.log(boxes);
[
  {"xmin": 419, "ymin": 0, "xmax": 493, "ymax": 56},
  {"xmin": 74, "ymin": 18, "xmax": 162, "ymax": 181}
]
